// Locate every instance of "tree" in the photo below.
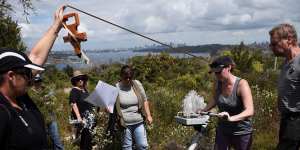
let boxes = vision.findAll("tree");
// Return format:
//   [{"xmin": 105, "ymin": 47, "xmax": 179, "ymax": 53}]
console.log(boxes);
[
  {"xmin": 63, "ymin": 65, "xmax": 74, "ymax": 77},
  {"xmin": 229, "ymin": 41, "xmax": 263, "ymax": 73},
  {"xmin": 0, "ymin": 0, "xmax": 34, "ymax": 16},
  {"xmin": 0, "ymin": 0, "xmax": 35, "ymax": 51},
  {"xmin": 0, "ymin": 15, "xmax": 27, "ymax": 51}
]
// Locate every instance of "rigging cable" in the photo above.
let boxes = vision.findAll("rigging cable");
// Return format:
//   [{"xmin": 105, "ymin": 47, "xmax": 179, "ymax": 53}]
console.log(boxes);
[{"xmin": 66, "ymin": 5, "xmax": 199, "ymax": 58}]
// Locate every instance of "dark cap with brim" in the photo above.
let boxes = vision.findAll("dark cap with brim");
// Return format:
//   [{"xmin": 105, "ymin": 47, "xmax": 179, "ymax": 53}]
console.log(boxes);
[
  {"xmin": 209, "ymin": 56, "xmax": 235, "ymax": 73},
  {"xmin": 0, "ymin": 49, "xmax": 44, "ymax": 73}
]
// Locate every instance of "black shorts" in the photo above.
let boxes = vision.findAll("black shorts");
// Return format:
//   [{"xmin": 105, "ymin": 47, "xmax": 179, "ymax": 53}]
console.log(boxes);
[
  {"xmin": 279, "ymin": 114, "xmax": 300, "ymax": 140},
  {"xmin": 277, "ymin": 114, "xmax": 300, "ymax": 150}
]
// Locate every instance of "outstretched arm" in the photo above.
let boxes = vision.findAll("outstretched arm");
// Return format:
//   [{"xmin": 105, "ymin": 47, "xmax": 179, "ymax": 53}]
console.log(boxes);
[
  {"xmin": 29, "ymin": 5, "xmax": 65, "ymax": 67},
  {"xmin": 198, "ymin": 82, "xmax": 217, "ymax": 113}
]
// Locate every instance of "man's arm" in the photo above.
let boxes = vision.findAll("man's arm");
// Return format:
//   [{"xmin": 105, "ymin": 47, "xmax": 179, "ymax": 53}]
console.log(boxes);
[{"xmin": 198, "ymin": 81, "xmax": 217, "ymax": 113}]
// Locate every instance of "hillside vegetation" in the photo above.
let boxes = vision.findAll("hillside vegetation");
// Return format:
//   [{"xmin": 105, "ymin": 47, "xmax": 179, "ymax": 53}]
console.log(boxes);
[{"xmin": 41, "ymin": 43, "xmax": 282, "ymax": 149}]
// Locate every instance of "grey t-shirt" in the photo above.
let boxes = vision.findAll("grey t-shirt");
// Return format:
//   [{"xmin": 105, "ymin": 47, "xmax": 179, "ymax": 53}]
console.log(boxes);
[
  {"xmin": 278, "ymin": 54, "xmax": 300, "ymax": 114},
  {"xmin": 116, "ymin": 80, "xmax": 147, "ymax": 125}
]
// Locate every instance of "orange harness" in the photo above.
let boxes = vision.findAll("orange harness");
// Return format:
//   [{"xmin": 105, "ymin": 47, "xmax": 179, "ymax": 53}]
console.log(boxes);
[{"xmin": 62, "ymin": 12, "xmax": 90, "ymax": 64}]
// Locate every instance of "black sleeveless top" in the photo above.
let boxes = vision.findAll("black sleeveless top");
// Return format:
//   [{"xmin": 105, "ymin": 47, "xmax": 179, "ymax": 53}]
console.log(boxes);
[{"xmin": 215, "ymin": 77, "xmax": 253, "ymax": 135}]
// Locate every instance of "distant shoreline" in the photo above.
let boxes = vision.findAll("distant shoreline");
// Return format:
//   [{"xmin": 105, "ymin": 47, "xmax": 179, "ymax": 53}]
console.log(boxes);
[{"xmin": 46, "ymin": 50, "xmax": 210, "ymax": 69}]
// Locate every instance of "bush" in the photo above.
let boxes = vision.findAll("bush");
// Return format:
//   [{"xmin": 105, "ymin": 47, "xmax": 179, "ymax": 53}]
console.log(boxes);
[{"xmin": 39, "ymin": 51, "xmax": 281, "ymax": 149}]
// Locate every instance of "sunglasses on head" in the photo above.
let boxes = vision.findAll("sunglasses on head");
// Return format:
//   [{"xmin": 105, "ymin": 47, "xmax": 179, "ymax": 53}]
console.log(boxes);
[{"xmin": 75, "ymin": 75, "xmax": 88, "ymax": 82}]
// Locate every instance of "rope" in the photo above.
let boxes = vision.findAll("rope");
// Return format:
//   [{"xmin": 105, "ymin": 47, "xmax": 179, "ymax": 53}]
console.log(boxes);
[
  {"xmin": 61, "ymin": 22, "xmax": 79, "ymax": 43},
  {"xmin": 65, "ymin": 5, "xmax": 199, "ymax": 58}
]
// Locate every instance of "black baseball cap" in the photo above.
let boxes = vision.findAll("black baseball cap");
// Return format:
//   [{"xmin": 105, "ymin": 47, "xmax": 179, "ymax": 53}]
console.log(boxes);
[
  {"xmin": 209, "ymin": 56, "xmax": 235, "ymax": 73},
  {"xmin": 0, "ymin": 49, "xmax": 45, "ymax": 73}
]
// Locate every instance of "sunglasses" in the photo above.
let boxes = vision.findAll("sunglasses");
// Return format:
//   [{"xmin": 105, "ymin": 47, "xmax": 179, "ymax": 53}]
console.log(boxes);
[
  {"xmin": 214, "ymin": 70, "xmax": 222, "ymax": 74},
  {"xmin": 12, "ymin": 67, "xmax": 33, "ymax": 81},
  {"xmin": 211, "ymin": 67, "xmax": 226, "ymax": 75},
  {"xmin": 122, "ymin": 75, "xmax": 133, "ymax": 80},
  {"xmin": 121, "ymin": 71, "xmax": 133, "ymax": 79},
  {"xmin": 269, "ymin": 42, "xmax": 278, "ymax": 47}
]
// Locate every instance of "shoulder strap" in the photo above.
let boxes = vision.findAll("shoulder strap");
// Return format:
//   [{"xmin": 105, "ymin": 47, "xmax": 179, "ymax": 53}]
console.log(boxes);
[
  {"xmin": 234, "ymin": 77, "xmax": 242, "ymax": 98},
  {"xmin": 132, "ymin": 80, "xmax": 145, "ymax": 101},
  {"xmin": 115, "ymin": 96, "xmax": 126, "ymax": 128},
  {"xmin": 115, "ymin": 87, "xmax": 126, "ymax": 127},
  {"xmin": 214, "ymin": 81, "xmax": 222, "ymax": 101},
  {"xmin": 132, "ymin": 80, "xmax": 147, "ymax": 118}
]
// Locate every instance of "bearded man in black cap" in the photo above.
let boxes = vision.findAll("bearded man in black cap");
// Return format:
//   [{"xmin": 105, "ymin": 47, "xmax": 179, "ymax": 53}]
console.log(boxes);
[{"xmin": 0, "ymin": 6, "xmax": 65, "ymax": 150}]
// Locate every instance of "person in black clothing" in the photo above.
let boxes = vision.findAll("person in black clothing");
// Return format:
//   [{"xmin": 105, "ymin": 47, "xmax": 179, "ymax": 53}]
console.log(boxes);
[
  {"xmin": 69, "ymin": 70, "xmax": 94, "ymax": 150},
  {"xmin": 0, "ymin": 6, "xmax": 65, "ymax": 150},
  {"xmin": 31, "ymin": 74, "xmax": 64, "ymax": 150}
]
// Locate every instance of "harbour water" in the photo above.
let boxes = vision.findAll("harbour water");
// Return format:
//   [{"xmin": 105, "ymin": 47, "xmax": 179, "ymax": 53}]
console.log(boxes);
[{"xmin": 49, "ymin": 51, "xmax": 210, "ymax": 69}]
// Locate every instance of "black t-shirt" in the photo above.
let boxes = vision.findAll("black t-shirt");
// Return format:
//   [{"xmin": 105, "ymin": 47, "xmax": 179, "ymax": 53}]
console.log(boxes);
[
  {"xmin": 69, "ymin": 88, "xmax": 92, "ymax": 118},
  {"xmin": 0, "ymin": 92, "xmax": 47, "ymax": 150}
]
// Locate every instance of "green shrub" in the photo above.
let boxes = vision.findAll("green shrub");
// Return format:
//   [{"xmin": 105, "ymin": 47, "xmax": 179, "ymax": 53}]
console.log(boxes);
[{"xmin": 39, "ymin": 51, "xmax": 281, "ymax": 149}]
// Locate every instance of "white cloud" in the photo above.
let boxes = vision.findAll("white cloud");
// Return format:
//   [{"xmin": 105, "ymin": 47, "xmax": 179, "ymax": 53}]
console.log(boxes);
[
  {"xmin": 19, "ymin": 23, "xmax": 31, "ymax": 38},
  {"xmin": 19, "ymin": 23, "xmax": 44, "ymax": 38},
  {"xmin": 232, "ymin": 31, "xmax": 246, "ymax": 36},
  {"xmin": 11, "ymin": 0, "xmax": 300, "ymax": 50},
  {"xmin": 144, "ymin": 16, "xmax": 167, "ymax": 33}
]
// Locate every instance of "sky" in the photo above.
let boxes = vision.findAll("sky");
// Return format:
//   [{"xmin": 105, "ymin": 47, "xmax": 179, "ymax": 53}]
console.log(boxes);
[{"xmin": 11, "ymin": 0, "xmax": 300, "ymax": 51}]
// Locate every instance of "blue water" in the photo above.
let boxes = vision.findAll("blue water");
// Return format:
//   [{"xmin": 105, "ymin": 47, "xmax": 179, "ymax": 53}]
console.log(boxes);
[{"xmin": 54, "ymin": 51, "xmax": 209, "ymax": 69}]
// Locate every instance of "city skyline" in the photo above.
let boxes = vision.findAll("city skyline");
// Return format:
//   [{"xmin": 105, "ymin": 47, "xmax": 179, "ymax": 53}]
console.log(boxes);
[{"xmin": 11, "ymin": 0, "xmax": 300, "ymax": 51}]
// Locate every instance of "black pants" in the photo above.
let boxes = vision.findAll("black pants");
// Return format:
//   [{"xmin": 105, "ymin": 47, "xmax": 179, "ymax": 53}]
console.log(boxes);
[
  {"xmin": 277, "ymin": 115, "xmax": 300, "ymax": 150},
  {"xmin": 80, "ymin": 128, "xmax": 92, "ymax": 150}
]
